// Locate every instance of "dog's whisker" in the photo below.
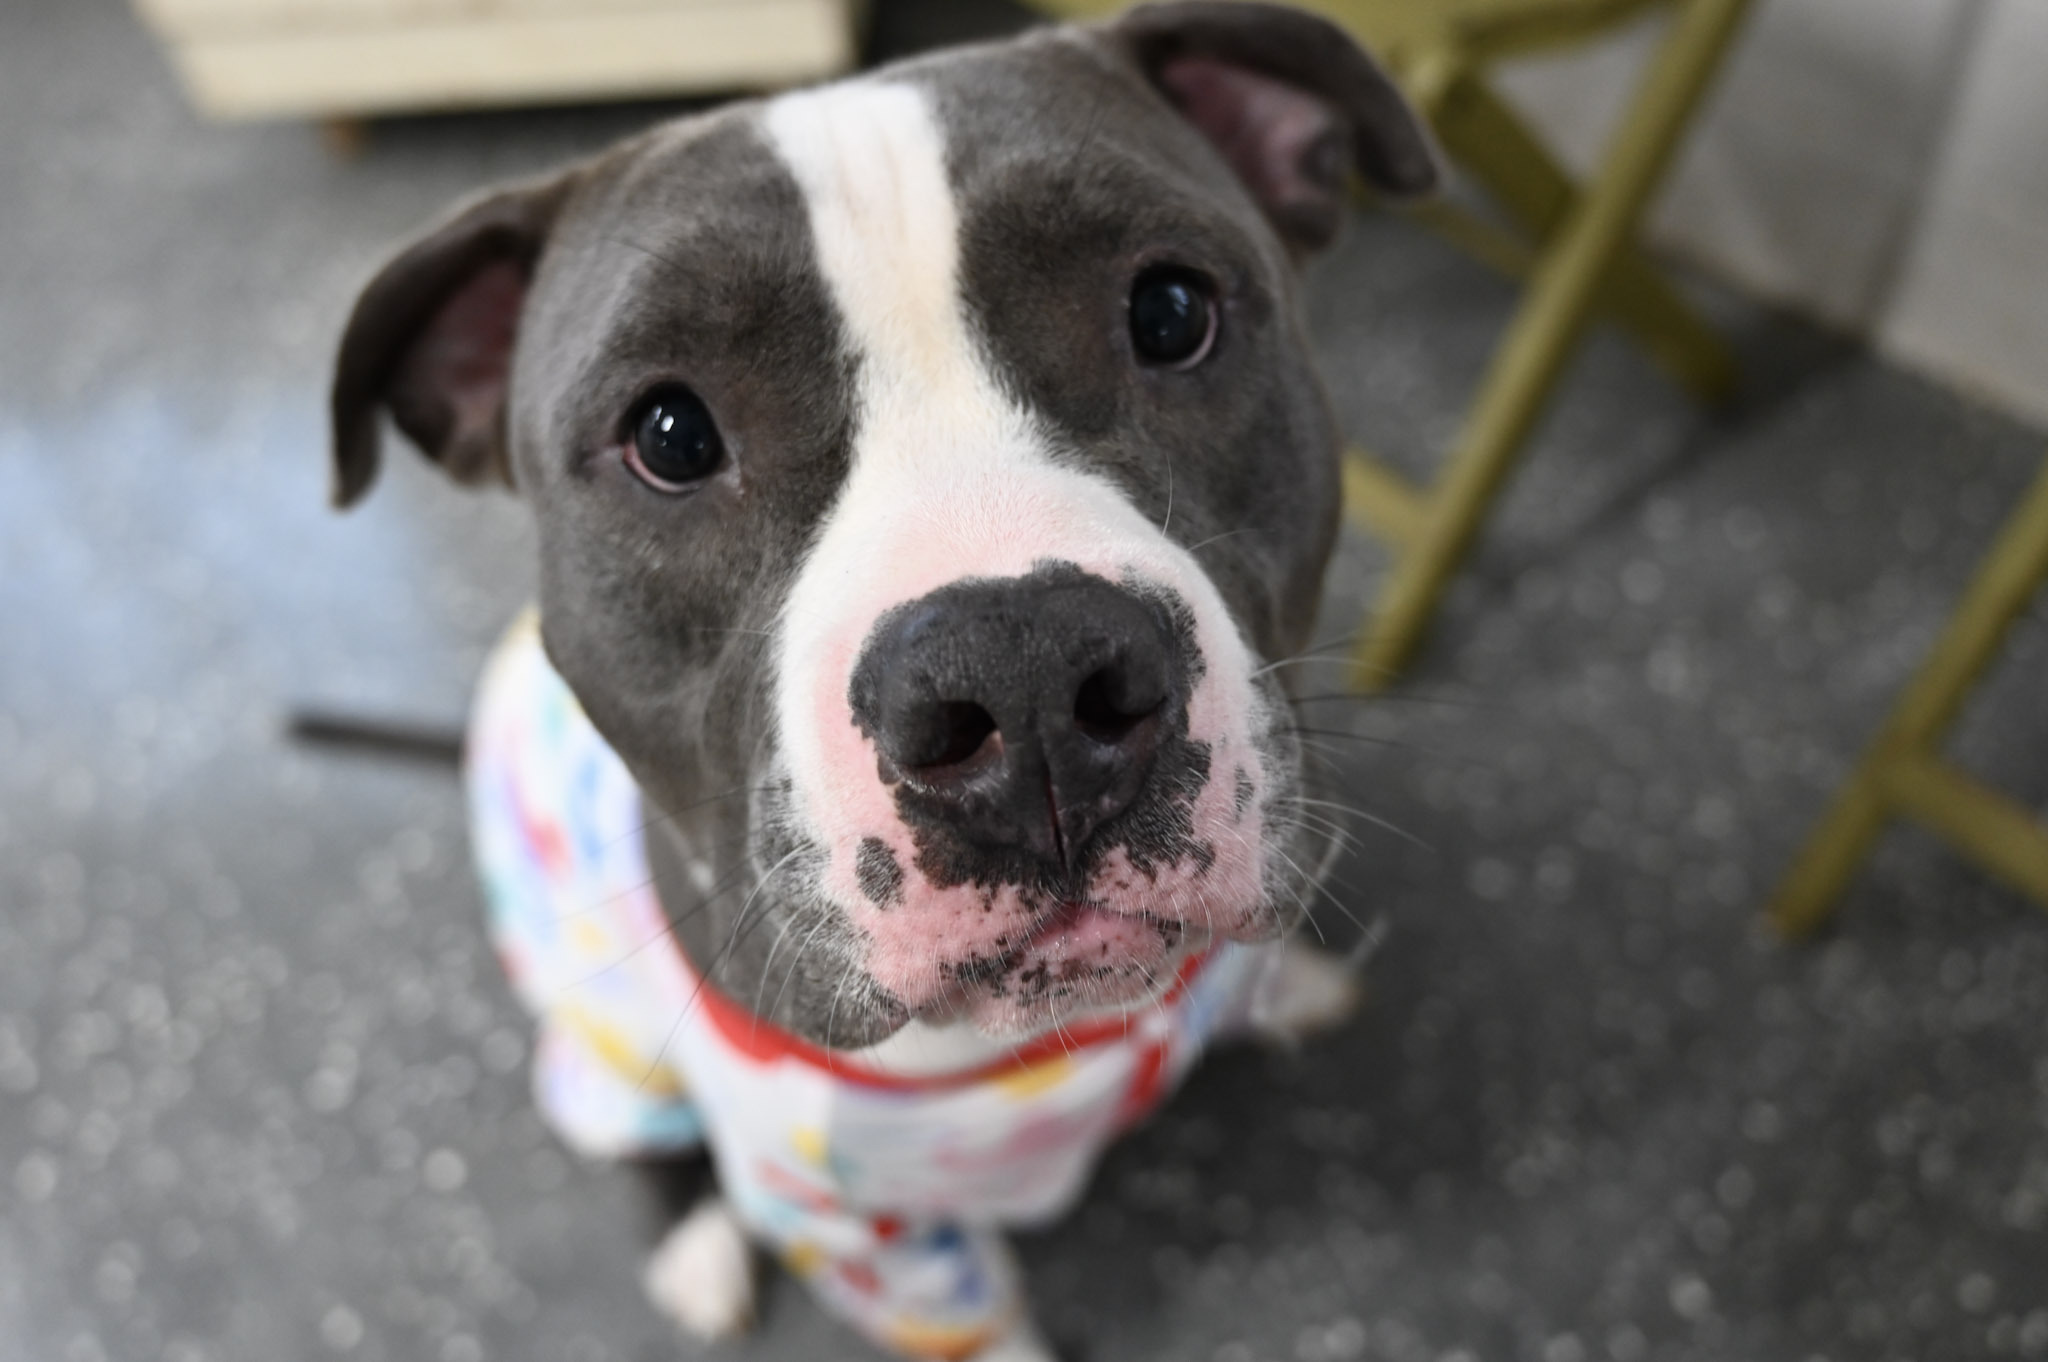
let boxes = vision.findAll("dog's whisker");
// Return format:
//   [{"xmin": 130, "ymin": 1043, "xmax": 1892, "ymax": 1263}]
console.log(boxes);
[
  {"xmin": 1273, "ymin": 793, "xmax": 1358, "ymax": 828},
  {"xmin": 1285, "ymin": 690, "xmax": 1491, "ymax": 711},
  {"xmin": 545, "ymin": 823, "xmax": 761, "ymax": 927},
  {"xmin": 718, "ymin": 848, "xmax": 809, "ymax": 968},
  {"xmin": 822, "ymin": 956, "xmax": 868, "ymax": 1056},
  {"xmin": 1286, "ymin": 721, "xmax": 1500, "ymax": 774},
  {"xmin": 1160, "ymin": 437, "xmax": 1176, "ymax": 538},
  {"xmin": 583, "ymin": 785, "xmax": 771, "ymax": 867},
  {"xmin": 545, "ymin": 872, "xmax": 660, "ymax": 929},
  {"xmin": 681, "ymin": 626, "xmax": 779, "ymax": 639},
  {"xmin": 1288, "ymin": 734, "xmax": 1353, "ymax": 769},
  {"xmin": 1287, "ymin": 877, "xmax": 1330, "ymax": 945},
  {"xmin": 1265, "ymin": 805, "xmax": 1371, "ymax": 900},
  {"xmin": 748, "ymin": 909, "xmax": 810, "ymax": 1039},
  {"xmin": 1182, "ymin": 526, "xmax": 1255, "ymax": 556},
  {"xmin": 1283, "ymin": 725, "xmax": 1410, "ymax": 748},
  {"xmin": 1265, "ymin": 841, "xmax": 1368, "ymax": 940},
  {"xmin": 767, "ymin": 908, "xmax": 844, "ymax": 1036},
  {"xmin": 1249, "ymin": 635, "xmax": 1367, "ymax": 679},
  {"xmin": 1344, "ymin": 914, "xmax": 1392, "ymax": 971},
  {"xmin": 554, "ymin": 859, "xmax": 757, "ymax": 995},
  {"xmin": 1307, "ymin": 813, "xmax": 1352, "ymax": 886},
  {"xmin": 1048, "ymin": 995, "xmax": 1079, "ymax": 1058},
  {"xmin": 606, "ymin": 233, "xmax": 691, "ymax": 277},
  {"xmin": 1278, "ymin": 809, "xmax": 1361, "ymax": 856},
  {"xmin": 1283, "ymin": 806, "xmax": 1357, "ymax": 842},
  {"xmin": 635, "ymin": 847, "xmax": 807, "ymax": 1091},
  {"xmin": 715, "ymin": 894, "xmax": 823, "ymax": 1048},
  {"xmin": 1275, "ymin": 793, "xmax": 1432, "ymax": 852}
]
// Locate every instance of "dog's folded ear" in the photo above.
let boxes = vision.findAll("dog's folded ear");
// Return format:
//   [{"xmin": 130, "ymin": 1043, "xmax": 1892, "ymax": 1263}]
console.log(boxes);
[
  {"xmin": 1100, "ymin": 1, "xmax": 1441, "ymax": 254},
  {"xmin": 329, "ymin": 169, "xmax": 579, "ymax": 509}
]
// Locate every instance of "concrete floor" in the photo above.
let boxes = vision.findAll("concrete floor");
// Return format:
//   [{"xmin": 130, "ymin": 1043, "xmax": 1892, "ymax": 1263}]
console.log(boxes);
[{"xmin": 3, "ymin": 1, "xmax": 2046, "ymax": 1360}]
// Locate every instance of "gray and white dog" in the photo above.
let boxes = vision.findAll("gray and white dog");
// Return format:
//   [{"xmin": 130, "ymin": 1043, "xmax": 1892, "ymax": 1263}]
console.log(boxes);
[{"xmin": 330, "ymin": 4, "xmax": 1435, "ymax": 1357}]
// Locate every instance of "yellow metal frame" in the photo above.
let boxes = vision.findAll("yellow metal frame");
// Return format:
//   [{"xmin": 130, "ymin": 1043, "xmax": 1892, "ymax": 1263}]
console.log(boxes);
[
  {"xmin": 1030, "ymin": 0, "xmax": 1754, "ymax": 687},
  {"xmin": 1769, "ymin": 454, "xmax": 2048, "ymax": 936}
]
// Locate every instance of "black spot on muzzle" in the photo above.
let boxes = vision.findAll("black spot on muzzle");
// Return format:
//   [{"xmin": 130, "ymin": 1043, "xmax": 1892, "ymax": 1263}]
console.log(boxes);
[{"xmin": 855, "ymin": 836, "xmax": 906, "ymax": 907}]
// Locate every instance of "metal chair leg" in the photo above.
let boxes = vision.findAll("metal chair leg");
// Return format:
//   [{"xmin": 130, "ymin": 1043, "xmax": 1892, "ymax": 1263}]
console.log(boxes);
[
  {"xmin": 1431, "ymin": 75, "xmax": 1738, "ymax": 404},
  {"xmin": 1769, "ymin": 454, "xmax": 2048, "ymax": 937},
  {"xmin": 1350, "ymin": 0, "xmax": 1753, "ymax": 688}
]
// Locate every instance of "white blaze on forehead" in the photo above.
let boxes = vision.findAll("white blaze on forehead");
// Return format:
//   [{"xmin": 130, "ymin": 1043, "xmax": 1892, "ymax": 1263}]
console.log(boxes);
[
  {"xmin": 764, "ymin": 83, "xmax": 997, "ymax": 423},
  {"xmin": 762, "ymin": 79, "xmax": 1038, "ymax": 478},
  {"xmin": 761, "ymin": 78, "xmax": 1275, "ymax": 981},
  {"xmin": 764, "ymin": 78, "xmax": 1083, "ymax": 821}
]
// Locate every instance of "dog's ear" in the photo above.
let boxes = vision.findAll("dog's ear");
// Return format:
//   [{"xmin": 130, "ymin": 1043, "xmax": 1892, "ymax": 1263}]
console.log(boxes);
[
  {"xmin": 1100, "ymin": 1, "xmax": 1441, "ymax": 253},
  {"xmin": 329, "ymin": 169, "xmax": 580, "ymax": 509}
]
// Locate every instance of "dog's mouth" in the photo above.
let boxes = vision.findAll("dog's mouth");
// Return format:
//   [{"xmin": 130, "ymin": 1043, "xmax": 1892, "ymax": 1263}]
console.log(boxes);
[{"xmin": 931, "ymin": 895, "xmax": 1209, "ymax": 1034}]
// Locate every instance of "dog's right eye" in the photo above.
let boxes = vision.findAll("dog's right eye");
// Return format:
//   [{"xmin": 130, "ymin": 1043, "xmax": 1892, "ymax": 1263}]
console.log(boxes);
[
  {"xmin": 624, "ymin": 384, "xmax": 725, "ymax": 492},
  {"xmin": 1129, "ymin": 266, "xmax": 1217, "ymax": 369}
]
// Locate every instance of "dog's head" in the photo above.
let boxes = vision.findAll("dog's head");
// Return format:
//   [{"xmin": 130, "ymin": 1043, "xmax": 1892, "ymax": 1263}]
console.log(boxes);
[{"xmin": 330, "ymin": 2, "xmax": 1435, "ymax": 1046}]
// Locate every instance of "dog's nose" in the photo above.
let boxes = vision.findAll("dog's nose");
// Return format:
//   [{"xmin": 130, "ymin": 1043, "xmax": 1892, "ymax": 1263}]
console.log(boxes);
[{"xmin": 849, "ymin": 568, "xmax": 1183, "ymax": 872}]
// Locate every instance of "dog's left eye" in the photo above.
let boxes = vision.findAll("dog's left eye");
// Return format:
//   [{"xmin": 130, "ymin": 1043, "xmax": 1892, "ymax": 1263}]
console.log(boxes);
[
  {"xmin": 624, "ymin": 384, "xmax": 725, "ymax": 491},
  {"xmin": 1129, "ymin": 266, "xmax": 1217, "ymax": 369}
]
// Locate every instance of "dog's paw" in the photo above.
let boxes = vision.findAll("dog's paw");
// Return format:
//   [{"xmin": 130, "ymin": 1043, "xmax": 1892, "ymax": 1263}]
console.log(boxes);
[
  {"xmin": 643, "ymin": 1197, "xmax": 756, "ymax": 1341},
  {"xmin": 971, "ymin": 1320, "xmax": 1060, "ymax": 1362},
  {"xmin": 1248, "ymin": 939, "xmax": 1362, "ymax": 1045}
]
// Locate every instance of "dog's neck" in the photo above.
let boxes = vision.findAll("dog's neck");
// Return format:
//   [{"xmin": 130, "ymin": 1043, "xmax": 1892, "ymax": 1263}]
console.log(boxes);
[{"xmin": 644, "ymin": 798, "xmax": 1031, "ymax": 1073}]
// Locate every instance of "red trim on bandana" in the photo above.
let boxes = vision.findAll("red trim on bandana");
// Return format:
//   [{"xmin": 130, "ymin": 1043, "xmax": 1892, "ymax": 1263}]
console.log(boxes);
[
  {"xmin": 1114, "ymin": 1040, "xmax": 1173, "ymax": 1131},
  {"xmin": 687, "ymin": 949, "xmax": 1213, "ymax": 1093}
]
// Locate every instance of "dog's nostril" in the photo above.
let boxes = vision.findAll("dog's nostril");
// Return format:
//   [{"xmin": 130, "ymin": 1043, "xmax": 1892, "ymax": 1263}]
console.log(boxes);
[
  {"xmin": 914, "ymin": 701, "xmax": 1000, "ymax": 771},
  {"xmin": 1073, "ymin": 668, "xmax": 1164, "ymax": 745}
]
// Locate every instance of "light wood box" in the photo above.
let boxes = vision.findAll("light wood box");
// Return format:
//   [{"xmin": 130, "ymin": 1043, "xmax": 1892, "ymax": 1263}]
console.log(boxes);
[{"xmin": 131, "ymin": 0, "xmax": 865, "ymax": 119}]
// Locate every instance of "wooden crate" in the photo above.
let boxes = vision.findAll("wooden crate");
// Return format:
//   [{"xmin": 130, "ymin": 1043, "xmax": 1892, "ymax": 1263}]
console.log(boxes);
[{"xmin": 132, "ymin": 0, "xmax": 864, "ymax": 119}]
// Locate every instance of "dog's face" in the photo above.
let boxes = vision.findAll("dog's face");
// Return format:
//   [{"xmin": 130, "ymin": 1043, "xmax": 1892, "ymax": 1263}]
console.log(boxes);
[{"xmin": 331, "ymin": 4, "xmax": 1435, "ymax": 1046}]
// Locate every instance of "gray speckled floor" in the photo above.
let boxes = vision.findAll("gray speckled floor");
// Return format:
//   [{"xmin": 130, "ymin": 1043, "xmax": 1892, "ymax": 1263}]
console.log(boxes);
[{"xmin": 3, "ymin": 2, "xmax": 2046, "ymax": 1360}]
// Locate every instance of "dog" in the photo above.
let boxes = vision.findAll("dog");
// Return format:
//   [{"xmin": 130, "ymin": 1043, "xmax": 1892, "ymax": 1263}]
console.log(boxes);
[{"xmin": 328, "ymin": 4, "xmax": 1436, "ymax": 1357}]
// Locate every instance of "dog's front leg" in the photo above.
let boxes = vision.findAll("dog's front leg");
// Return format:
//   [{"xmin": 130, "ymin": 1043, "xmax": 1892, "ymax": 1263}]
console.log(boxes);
[
  {"xmin": 643, "ymin": 1209, "xmax": 1057, "ymax": 1360},
  {"xmin": 968, "ymin": 1317, "xmax": 1060, "ymax": 1362},
  {"xmin": 1247, "ymin": 936, "xmax": 1367, "ymax": 1045},
  {"xmin": 654, "ymin": 1193, "xmax": 1058, "ymax": 1362},
  {"xmin": 643, "ymin": 1196, "xmax": 757, "ymax": 1341}
]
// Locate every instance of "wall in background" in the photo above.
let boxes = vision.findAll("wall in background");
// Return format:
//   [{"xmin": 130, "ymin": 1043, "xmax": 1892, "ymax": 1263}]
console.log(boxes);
[{"xmin": 1494, "ymin": 0, "xmax": 2048, "ymax": 431}]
